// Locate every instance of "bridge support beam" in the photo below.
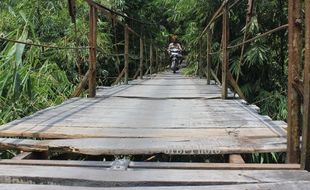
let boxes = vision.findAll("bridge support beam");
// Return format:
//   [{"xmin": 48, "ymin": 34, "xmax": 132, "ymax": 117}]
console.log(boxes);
[
  {"xmin": 302, "ymin": 0, "xmax": 310, "ymax": 171},
  {"xmin": 139, "ymin": 37, "xmax": 144, "ymax": 79},
  {"xmin": 288, "ymin": 0, "xmax": 302, "ymax": 164},
  {"xmin": 149, "ymin": 43, "xmax": 153, "ymax": 76},
  {"xmin": 198, "ymin": 41, "xmax": 203, "ymax": 77},
  {"xmin": 221, "ymin": 3, "xmax": 229, "ymax": 99},
  {"xmin": 124, "ymin": 24, "xmax": 129, "ymax": 85},
  {"xmin": 207, "ymin": 31, "xmax": 212, "ymax": 85},
  {"xmin": 88, "ymin": 5, "xmax": 97, "ymax": 98},
  {"xmin": 156, "ymin": 49, "xmax": 159, "ymax": 74}
]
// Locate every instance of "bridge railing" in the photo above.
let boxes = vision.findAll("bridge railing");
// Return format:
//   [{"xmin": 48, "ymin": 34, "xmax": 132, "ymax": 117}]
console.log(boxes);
[
  {"xmin": 71, "ymin": 0, "xmax": 166, "ymax": 97},
  {"xmin": 197, "ymin": 0, "xmax": 310, "ymax": 170},
  {"xmin": 197, "ymin": 0, "xmax": 288, "ymax": 100},
  {"xmin": 111, "ymin": 26, "xmax": 166, "ymax": 86},
  {"xmin": 0, "ymin": 0, "xmax": 165, "ymax": 99}
]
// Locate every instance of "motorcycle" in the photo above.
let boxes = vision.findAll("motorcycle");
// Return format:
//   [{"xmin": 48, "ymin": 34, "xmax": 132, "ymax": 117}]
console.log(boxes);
[{"xmin": 169, "ymin": 48, "xmax": 182, "ymax": 73}]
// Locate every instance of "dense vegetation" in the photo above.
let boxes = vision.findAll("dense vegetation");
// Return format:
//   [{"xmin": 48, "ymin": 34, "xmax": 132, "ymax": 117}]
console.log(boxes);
[{"xmin": 1, "ymin": 0, "xmax": 289, "ymax": 162}]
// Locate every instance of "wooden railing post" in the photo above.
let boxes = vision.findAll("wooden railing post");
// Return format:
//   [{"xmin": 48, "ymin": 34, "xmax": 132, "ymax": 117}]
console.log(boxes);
[
  {"xmin": 88, "ymin": 5, "xmax": 97, "ymax": 98},
  {"xmin": 156, "ymin": 49, "xmax": 159, "ymax": 73},
  {"xmin": 288, "ymin": 0, "xmax": 302, "ymax": 164},
  {"xmin": 144, "ymin": 42, "xmax": 149, "ymax": 76},
  {"xmin": 221, "ymin": 4, "xmax": 229, "ymax": 99},
  {"xmin": 159, "ymin": 51, "xmax": 162, "ymax": 72},
  {"xmin": 302, "ymin": 0, "xmax": 310, "ymax": 170},
  {"xmin": 139, "ymin": 36, "xmax": 144, "ymax": 79},
  {"xmin": 124, "ymin": 24, "xmax": 129, "ymax": 84},
  {"xmin": 199, "ymin": 40, "xmax": 203, "ymax": 77},
  {"xmin": 207, "ymin": 30, "xmax": 212, "ymax": 85},
  {"xmin": 150, "ymin": 43, "xmax": 153, "ymax": 75}
]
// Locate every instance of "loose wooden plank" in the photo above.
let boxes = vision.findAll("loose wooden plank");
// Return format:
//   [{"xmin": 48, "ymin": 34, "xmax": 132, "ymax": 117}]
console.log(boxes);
[
  {"xmin": 11, "ymin": 152, "xmax": 34, "ymax": 160},
  {"xmin": 129, "ymin": 162, "xmax": 300, "ymax": 170},
  {"xmin": 0, "ymin": 160, "xmax": 112, "ymax": 168},
  {"xmin": 0, "ymin": 127, "xmax": 283, "ymax": 139},
  {"xmin": 0, "ymin": 165, "xmax": 309, "ymax": 187},
  {"xmin": 0, "ymin": 159, "xmax": 300, "ymax": 170},
  {"xmin": 1, "ymin": 182, "xmax": 310, "ymax": 190},
  {"xmin": 229, "ymin": 154, "xmax": 245, "ymax": 164},
  {"xmin": 0, "ymin": 137, "xmax": 286, "ymax": 155}
]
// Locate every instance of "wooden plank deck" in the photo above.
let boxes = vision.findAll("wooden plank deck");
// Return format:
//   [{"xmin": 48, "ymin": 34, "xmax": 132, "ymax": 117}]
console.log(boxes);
[
  {"xmin": 0, "ymin": 162, "xmax": 307, "ymax": 189},
  {"xmin": 0, "ymin": 72, "xmax": 287, "ymax": 155},
  {"xmin": 1, "ymin": 72, "xmax": 309, "ymax": 189}
]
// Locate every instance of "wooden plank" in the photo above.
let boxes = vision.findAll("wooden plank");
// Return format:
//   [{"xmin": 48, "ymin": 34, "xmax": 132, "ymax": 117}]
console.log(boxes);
[
  {"xmin": 11, "ymin": 152, "xmax": 34, "ymax": 160},
  {"xmin": 129, "ymin": 162, "xmax": 300, "ymax": 170},
  {"xmin": 0, "ymin": 165, "xmax": 309, "ymax": 186},
  {"xmin": 124, "ymin": 24, "xmax": 129, "ymax": 84},
  {"xmin": 227, "ymin": 71, "xmax": 246, "ymax": 100},
  {"xmin": 72, "ymin": 70, "xmax": 90, "ymax": 97},
  {"xmin": 88, "ymin": 5, "xmax": 97, "ymax": 97},
  {"xmin": 0, "ymin": 182, "xmax": 310, "ymax": 190},
  {"xmin": 139, "ymin": 37, "xmax": 144, "ymax": 79},
  {"xmin": 207, "ymin": 31, "xmax": 212, "ymax": 85},
  {"xmin": 229, "ymin": 154, "xmax": 245, "ymax": 164},
  {"xmin": 0, "ymin": 136, "xmax": 286, "ymax": 155},
  {"xmin": 0, "ymin": 160, "xmax": 112, "ymax": 168},
  {"xmin": 0, "ymin": 159, "xmax": 300, "ymax": 170},
  {"xmin": 112, "ymin": 68, "xmax": 125, "ymax": 85},
  {"xmin": 149, "ymin": 43, "xmax": 153, "ymax": 75},
  {"xmin": 287, "ymin": 0, "xmax": 302, "ymax": 163},
  {"xmin": 302, "ymin": 0, "xmax": 310, "ymax": 171},
  {"xmin": 0, "ymin": 127, "xmax": 284, "ymax": 139},
  {"xmin": 221, "ymin": 3, "xmax": 229, "ymax": 99}
]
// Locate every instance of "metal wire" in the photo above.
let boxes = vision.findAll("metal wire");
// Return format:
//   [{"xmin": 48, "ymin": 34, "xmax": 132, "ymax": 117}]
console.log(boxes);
[{"xmin": 0, "ymin": 37, "xmax": 90, "ymax": 50}]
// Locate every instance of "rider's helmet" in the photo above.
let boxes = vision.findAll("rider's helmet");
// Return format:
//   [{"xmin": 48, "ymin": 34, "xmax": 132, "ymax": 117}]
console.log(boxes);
[{"xmin": 171, "ymin": 35, "xmax": 177, "ymax": 43}]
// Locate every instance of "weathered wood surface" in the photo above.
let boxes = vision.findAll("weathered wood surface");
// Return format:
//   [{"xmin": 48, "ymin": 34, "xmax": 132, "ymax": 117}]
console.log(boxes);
[
  {"xmin": 0, "ymin": 165, "xmax": 309, "ymax": 187},
  {"xmin": 0, "ymin": 159, "xmax": 300, "ymax": 170},
  {"xmin": 0, "ymin": 136, "xmax": 286, "ymax": 155},
  {"xmin": 0, "ymin": 72, "xmax": 287, "ymax": 155},
  {"xmin": 0, "ymin": 182, "xmax": 310, "ymax": 190},
  {"xmin": 0, "ymin": 160, "xmax": 306, "ymax": 189}
]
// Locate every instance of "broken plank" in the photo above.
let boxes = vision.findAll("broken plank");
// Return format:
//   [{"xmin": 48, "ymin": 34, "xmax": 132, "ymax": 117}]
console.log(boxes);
[
  {"xmin": 0, "ymin": 165, "xmax": 309, "ymax": 187},
  {"xmin": 0, "ymin": 137, "xmax": 286, "ymax": 155},
  {"xmin": 0, "ymin": 159, "xmax": 300, "ymax": 170},
  {"xmin": 0, "ymin": 127, "xmax": 284, "ymax": 139}
]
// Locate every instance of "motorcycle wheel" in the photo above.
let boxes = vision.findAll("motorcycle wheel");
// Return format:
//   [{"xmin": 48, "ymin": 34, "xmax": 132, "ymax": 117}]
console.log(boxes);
[{"xmin": 171, "ymin": 60, "xmax": 177, "ymax": 73}]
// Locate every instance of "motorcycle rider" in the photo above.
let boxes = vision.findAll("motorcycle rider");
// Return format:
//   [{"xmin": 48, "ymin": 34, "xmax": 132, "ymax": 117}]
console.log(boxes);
[
  {"xmin": 167, "ymin": 35, "xmax": 183, "ymax": 71},
  {"xmin": 167, "ymin": 35, "xmax": 183, "ymax": 54}
]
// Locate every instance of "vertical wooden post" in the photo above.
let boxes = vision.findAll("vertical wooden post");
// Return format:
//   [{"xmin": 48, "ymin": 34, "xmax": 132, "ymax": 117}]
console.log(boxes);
[
  {"xmin": 144, "ymin": 42, "xmax": 149, "ymax": 75},
  {"xmin": 88, "ymin": 5, "xmax": 97, "ymax": 98},
  {"xmin": 159, "ymin": 52, "xmax": 162, "ymax": 72},
  {"xmin": 124, "ymin": 24, "xmax": 129, "ymax": 84},
  {"xmin": 207, "ymin": 30, "xmax": 212, "ymax": 85},
  {"xmin": 221, "ymin": 4, "xmax": 229, "ymax": 99},
  {"xmin": 199, "ymin": 40, "xmax": 203, "ymax": 77},
  {"xmin": 288, "ymin": 0, "xmax": 302, "ymax": 164},
  {"xmin": 139, "ymin": 37, "xmax": 144, "ymax": 79},
  {"xmin": 150, "ymin": 43, "xmax": 153, "ymax": 75},
  {"xmin": 302, "ymin": 0, "xmax": 310, "ymax": 170},
  {"xmin": 156, "ymin": 49, "xmax": 159, "ymax": 73}
]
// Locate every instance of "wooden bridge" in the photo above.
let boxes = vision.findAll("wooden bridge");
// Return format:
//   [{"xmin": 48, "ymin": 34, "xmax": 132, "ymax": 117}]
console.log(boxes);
[
  {"xmin": 0, "ymin": 72, "xmax": 287, "ymax": 155},
  {"xmin": 0, "ymin": 72, "xmax": 309, "ymax": 189},
  {"xmin": 1, "ymin": 0, "xmax": 310, "ymax": 189}
]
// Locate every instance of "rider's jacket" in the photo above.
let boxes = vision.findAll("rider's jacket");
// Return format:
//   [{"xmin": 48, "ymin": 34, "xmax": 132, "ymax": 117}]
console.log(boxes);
[{"xmin": 168, "ymin": 42, "xmax": 182, "ymax": 53}]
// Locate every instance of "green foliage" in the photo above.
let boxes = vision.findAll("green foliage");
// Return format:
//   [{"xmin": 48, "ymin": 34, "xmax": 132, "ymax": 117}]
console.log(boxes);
[
  {"xmin": 0, "ymin": 0, "xmax": 129, "ymax": 124},
  {"xmin": 245, "ymin": 152, "xmax": 286, "ymax": 164},
  {"xmin": 182, "ymin": 63, "xmax": 197, "ymax": 76}
]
